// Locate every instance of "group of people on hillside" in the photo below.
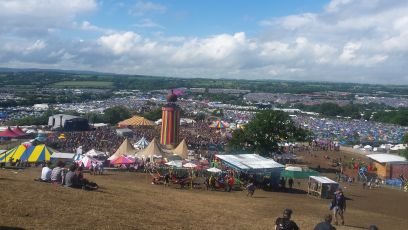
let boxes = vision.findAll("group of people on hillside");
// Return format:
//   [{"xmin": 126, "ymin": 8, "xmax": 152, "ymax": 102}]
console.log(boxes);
[
  {"xmin": 206, "ymin": 173, "xmax": 235, "ymax": 192},
  {"xmin": 37, "ymin": 161, "xmax": 98, "ymax": 191},
  {"xmin": 274, "ymin": 188, "xmax": 378, "ymax": 230}
]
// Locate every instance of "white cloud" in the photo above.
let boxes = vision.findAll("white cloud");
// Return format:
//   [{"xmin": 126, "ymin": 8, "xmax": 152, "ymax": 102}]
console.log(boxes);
[
  {"xmin": 1, "ymin": 0, "xmax": 408, "ymax": 84},
  {"xmin": 0, "ymin": 0, "xmax": 97, "ymax": 17},
  {"xmin": 0, "ymin": 0, "xmax": 98, "ymax": 36},
  {"xmin": 261, "ymin": 13, "xmax": 317, "ymax": 30},
  {"xmin": 339, "ymin": 42, "xmax": 361, "ymax": 61},
  {"xmin": 133, "ymin": 19, "xmax": 164, "ymax": 29},
  {"xmin": 325, "ymin": 0, "xmax": 353, "ymax": 12},
  {"xmin": 79, "ymin": 21, "xmax": 115, "ymax": 34},
  {"xmin": 129, "ymin": 1, "xmax": 166, "ymax": 16},
  {"xmin": 98, "ymin": 32, "xmax": 142, "ymax": 55}
]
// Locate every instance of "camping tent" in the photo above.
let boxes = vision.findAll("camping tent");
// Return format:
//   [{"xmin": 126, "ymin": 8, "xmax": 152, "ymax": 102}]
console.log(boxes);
[
  {"xmin": 134, "ymin": 137, "xmax": 149, "ymax": 149},
  {"xmin": 108, "ymin": 138, "xmax": 137, "ymax": 161},
  {"xmin": 209, "ymin": 120, "xmax": 229, "ymax": 129},
  {"xmin": 172, "ymin": 139, "xmax": 189, "ymax": 159},
  {"xmin": 136, "ymin": 137, "xmax": 164, "ymax": 158},
  {"xmin": 1, "ymin": 144, "xmax": 53, "ymax": 162},
  {"xmin": 118, "ymin": 116, "xmax": 155, "ymax": 128}
]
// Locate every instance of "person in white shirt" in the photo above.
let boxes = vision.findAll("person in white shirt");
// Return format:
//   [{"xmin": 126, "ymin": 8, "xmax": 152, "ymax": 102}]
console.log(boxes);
[{"xmin": 40, "ymin": 162, "xmax": 52, "ymax": 182}]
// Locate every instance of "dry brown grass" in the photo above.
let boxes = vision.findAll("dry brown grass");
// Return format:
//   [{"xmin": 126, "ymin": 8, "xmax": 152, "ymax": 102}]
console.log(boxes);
[{"xmin": 1, "ymin": 151, "xmax": 407, "ymax": 230}]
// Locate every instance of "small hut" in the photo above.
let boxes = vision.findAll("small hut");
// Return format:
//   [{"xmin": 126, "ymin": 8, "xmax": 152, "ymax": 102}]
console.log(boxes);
[{"xmin": 307, "ymin": 176, "xmax": 339, "ymax": 199}]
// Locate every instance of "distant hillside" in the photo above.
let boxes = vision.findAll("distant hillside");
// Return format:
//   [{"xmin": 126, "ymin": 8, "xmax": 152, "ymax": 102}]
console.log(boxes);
[{"xmin": 1, "ymin": 68, "xmax": 408, "ymax": 95}]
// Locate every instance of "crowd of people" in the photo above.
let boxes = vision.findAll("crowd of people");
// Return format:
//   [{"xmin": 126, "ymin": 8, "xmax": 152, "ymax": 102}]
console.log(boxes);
[{"xmin": 46, "ymin": 121, "xmax": 227, "ymax": 155}]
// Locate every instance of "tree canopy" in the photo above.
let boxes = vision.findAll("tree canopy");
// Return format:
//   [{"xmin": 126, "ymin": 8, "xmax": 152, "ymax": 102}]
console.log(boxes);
[
  {"xmin": 228, "ymin": 110, "xmax": 307, "ymax": 156},
  {"xmin": 103, "ymin": 106, "xmax": 132, "ymax": 125}
]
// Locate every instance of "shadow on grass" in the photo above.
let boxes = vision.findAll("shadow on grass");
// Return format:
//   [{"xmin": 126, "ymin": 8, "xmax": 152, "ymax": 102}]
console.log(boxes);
[
  {"xmin": 342, "ymin": 224, "xmax": 367, "ymax": 229},
  {"xmin": 264, "ymin": 188, "xmax": 307, "ymax": 195},
  {"xmin": 311, "ymin": 167, "xmax": 339, "ymax": 174},
  {"xmin": 0, "ymin": 227, "xmax": 25, "ymax": 230}
]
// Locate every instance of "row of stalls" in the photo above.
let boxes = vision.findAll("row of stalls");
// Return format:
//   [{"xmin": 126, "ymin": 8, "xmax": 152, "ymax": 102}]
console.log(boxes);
[{"xmin": 215, "ymin": 153, "xmax": 338, "ymax": 198}]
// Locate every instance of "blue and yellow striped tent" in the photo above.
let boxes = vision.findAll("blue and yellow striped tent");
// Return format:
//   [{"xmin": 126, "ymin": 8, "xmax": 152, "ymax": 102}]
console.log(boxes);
[
  {"xmin": 0, "ymin": 145, "xmax": 27, "ymax": 163},
  {"xmin": 0, "ymin": 144, "xmax": 53, "ymax": 162}
]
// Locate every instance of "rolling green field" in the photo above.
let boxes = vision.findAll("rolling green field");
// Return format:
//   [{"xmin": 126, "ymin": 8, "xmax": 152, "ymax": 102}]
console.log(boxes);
[{"xmin": 52, "ymin": 80, "xmax": 114, "ymax": 88}]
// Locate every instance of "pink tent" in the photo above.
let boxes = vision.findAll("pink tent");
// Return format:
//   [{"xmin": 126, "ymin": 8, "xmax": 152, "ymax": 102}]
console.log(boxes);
[
  {"xmin": 110, "ymin": 156, "xmax": 135, "ymax": 165},
  {"xmin": 12, "ymin": 127, "xmax": 26, "ymax": 136},
  {"xmin": 0, "ymin": 127, "xmax": 20, "ymax": 138}
]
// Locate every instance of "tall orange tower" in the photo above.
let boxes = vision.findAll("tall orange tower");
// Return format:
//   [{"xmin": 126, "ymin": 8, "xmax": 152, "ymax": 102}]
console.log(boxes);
[{"xmin": 160, "ymin": 90, "xmax": 180, "ymax": 148}]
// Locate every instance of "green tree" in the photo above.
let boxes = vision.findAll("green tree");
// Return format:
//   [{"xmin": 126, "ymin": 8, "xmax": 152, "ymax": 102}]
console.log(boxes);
[
  {"xmin": 403, "ymin": 133, "xmax": 408, "ymax": 144},
  {"xmin": 212, "ymin": 109, "xmax": 223, "ymax": 117},
  {"xmin": 143, "ymin": 108, "xmax": 162, "ymax": 121},
  {"xmin": 228, "ymin": 110, "xmax": 307, "ymax": 156},
  {"xmin": 103, "ymin": 106, "xmax": 131, "ymax": 124},
  {"xmin": 195, "ymin": 112, "xmax": 206, "ymax": 121},
  {"xmin": 398, "ymin": 149, "xmax": 408, "ymax": 160}
]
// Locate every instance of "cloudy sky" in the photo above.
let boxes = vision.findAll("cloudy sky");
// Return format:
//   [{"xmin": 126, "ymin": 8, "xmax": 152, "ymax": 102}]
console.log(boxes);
[{"xmin": 1, "ymin": 0, "xmax": 407, "ymax": 84}]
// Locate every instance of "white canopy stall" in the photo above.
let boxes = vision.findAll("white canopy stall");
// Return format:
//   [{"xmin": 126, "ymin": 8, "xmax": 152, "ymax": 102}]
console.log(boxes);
[{"xmin": 215, "ymin": 154, "xmax": 284, "ymax": 187}]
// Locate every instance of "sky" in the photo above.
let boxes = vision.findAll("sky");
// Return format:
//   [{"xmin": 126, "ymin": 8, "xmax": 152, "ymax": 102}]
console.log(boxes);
[{"xmin": 0, "ymin": 0, "xmax": 408, "ymax": 84}]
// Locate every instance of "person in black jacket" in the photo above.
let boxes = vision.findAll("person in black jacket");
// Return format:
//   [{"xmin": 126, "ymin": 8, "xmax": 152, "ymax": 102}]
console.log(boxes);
[
  {"xmin": 274, "ymin": 209, "xmax": 299, "ymax": 230},
  {"xmin": 331, "ymin": 188, "xmax": 346, "ymax": 225},
  {"xmin": 314, "ymin": 214, "xmax": 336, "ymax": 230}
]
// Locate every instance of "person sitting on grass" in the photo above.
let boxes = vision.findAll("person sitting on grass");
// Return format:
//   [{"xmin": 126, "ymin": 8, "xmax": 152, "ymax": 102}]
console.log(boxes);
[
  {"xmin": 38, "ymin": 161, "xmax": 52, "ymax": 182},
  {"xmin": 77, "ymin": 167, "xmax": 99, "ymax": 190},
  {"xmin": 65, "ymin": 165, "xmax": 82, "ymax": 189},
  {"xmin": 50, "ymin": 161, "xmax": 65, "ymax": 185}
]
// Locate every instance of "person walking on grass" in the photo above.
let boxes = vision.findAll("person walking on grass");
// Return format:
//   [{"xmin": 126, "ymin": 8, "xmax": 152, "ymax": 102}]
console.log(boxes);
[{"xmin": 330, "ymin": 188, "xmax": 346, "ymax": 226}]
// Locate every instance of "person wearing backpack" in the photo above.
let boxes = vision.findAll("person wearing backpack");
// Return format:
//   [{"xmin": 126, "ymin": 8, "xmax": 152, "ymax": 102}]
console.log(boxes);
[{"xmin": 274, "ymin": 209, "xmax": 299, "ymax": 230}]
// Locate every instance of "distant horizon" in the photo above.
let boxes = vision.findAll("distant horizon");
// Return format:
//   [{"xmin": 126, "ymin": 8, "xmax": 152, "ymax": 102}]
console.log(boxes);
[
  {"xmin": 1, "ymin": 0, "xmax": 408, "ymax": 84},
  {"xmin": 2, "ymin": 66, "xmax": 407, "ymax": 87}
]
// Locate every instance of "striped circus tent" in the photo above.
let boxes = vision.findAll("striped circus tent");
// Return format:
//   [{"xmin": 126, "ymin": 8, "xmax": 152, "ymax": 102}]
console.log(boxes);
[
  {"xmin": 0, "ymin": 145, "xmax": 27, "ymax": 162},
  {"xmin": 134, "ymin": 137, "xmax": 149, "ymax": 149},
  {"xmin": 73, "ymin": 153, "xmax": 84, "ymax": 161},
  {"xmin": 209, "ymin": 120, "xmax": 229, "ymax": 129},
  {"xmin": 0, "ymin": 144, "xmax": 53, "ymax": 162},
  {"xmin": 118, "ymin": 116, "xmax": 155, "ymax": 128}
]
